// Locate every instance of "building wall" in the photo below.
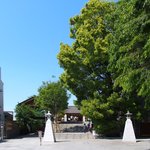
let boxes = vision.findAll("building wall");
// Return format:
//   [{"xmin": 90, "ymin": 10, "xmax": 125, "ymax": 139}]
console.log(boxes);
[
  {"xmin": 5, "ymin": 120, "xmax": 20, "ymax": 139},
  {"xmin": 0, "ymin": 68, "xmax": 4, "ymax": 117},
  {"xmin": 0, "ymin": 68, "xmax": 4, "ymax": 140},
  {"xmin": 4, "ymin": 112, "xmax": 20, "ymax": 139}
]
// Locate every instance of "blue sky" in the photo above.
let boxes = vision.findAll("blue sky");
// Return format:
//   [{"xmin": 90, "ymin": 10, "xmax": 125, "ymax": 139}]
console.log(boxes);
[{"xmin": 0, "ymin": 0, "xmax": 117, "ymax": 111}]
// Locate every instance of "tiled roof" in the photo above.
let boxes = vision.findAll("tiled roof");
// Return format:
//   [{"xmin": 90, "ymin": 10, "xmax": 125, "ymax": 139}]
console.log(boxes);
[
  {"xmin": 65, "ymin": 106, "xmax": 81, "ymax": 114},
  {"xmin": 18, "ymin": 96, "xmax": 35, "ymax": 105}
]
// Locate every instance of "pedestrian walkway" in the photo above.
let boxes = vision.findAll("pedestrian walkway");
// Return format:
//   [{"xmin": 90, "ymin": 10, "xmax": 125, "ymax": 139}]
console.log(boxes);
[{"xmin": 0, "ymin": 135, "xmax": 149, "ymax": 150}]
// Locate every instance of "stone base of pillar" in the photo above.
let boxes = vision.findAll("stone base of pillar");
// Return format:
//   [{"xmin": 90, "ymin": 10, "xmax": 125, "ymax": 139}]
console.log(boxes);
[
  {"xmin": 43, "ymin": 119, "xmax": 56, "ymax": 142},
  {"xmin": 122, "ymin": 118, "xmax": 136, "ymax": 142}
]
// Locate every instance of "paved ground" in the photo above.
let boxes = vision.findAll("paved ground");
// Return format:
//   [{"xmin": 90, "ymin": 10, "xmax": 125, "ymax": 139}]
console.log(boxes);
[{"xmin": 0, "ymin": 134, "xmax": 150, "ymax": 150}]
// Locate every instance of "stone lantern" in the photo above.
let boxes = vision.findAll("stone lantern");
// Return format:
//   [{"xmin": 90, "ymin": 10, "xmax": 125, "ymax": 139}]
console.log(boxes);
[{"xmin": 122, "ymin": 111, "xmax": 136, "ymax": 142}]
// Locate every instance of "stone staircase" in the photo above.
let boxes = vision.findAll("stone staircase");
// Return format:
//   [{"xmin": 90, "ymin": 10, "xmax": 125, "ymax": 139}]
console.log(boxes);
[
  {"xmin": 54, "ymin": 123, "xmax": 94, "ymax": 139},
  {"xmin": 55, "ymin": 132, "xmax": 94, "ymax": 140},
  {"xmin": 55, "ymin": 123, "xmax": 84, "ymax": 133}
]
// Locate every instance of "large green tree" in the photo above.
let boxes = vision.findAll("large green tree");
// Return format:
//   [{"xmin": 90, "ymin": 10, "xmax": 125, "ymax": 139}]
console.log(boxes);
[
  {"xmin": 35, "ymin": 81, "xmax": 69, "ymax": 119},
  {"xmin": 108, "ymin": 0, "xmax": 150, "ymax": 121},
  {"xmin": 58, "ymin": 0, "xmax": 150, "ymax": 135},
  {"xmin": 58, "ymin": 0, "xmax": 117, "ymax": 134},
  {"xmin": 58, "ymin": 0, "xmax": 113, "ymax": 105}
]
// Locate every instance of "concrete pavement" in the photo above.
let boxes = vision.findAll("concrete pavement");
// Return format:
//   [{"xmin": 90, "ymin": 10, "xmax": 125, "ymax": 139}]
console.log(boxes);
[{"xmin": 0, "ymin": 134, "xmax": 150, "ymax": 150}]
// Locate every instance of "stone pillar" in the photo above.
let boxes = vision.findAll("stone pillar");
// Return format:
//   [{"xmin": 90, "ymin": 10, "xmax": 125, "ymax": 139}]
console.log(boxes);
[
  {"xmin": 122, "ymin": 111, "xmax": 136, "ymax": 142},
  {"xmin": 43, "ymin": 111, "xmax": 56, "ymax": 142}
]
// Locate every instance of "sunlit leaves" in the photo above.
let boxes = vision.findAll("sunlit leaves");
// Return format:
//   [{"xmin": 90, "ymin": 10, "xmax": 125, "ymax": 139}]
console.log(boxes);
[
  {"xmin": 36, "ymin": 81, "xmax": 69, "ymax": 116},
  {"xmin": 109, "ymin": 0, "xmax": 150, "ymax": 114},
  {"xmin": 58, "ymin": 0, "xmax": 150, "ymax": 135}
]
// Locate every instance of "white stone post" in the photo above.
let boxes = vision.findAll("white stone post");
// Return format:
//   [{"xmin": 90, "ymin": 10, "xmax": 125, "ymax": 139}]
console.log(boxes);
[
  {"xmin": 122, "ymin": 111, "xmax": 136, "ymax": 142},
  {"xmin": 83, "ymin": 116, "xmax": 86, "ymax": 123},
  {"xmin": 64, "ymin": 114, "xmax": 67, "ymax": 122},
  {"xmin": 43, "ymin": 111, "xmax": 56, "ymax": 143}
]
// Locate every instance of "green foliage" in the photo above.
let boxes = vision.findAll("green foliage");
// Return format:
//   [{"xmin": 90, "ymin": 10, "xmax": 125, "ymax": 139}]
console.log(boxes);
[
  {"xmin": 108, "ymin": 0, "xmax": 150, "ymax": 113},
  {"xmin": 35, "ymin": 81, "xmax": 69, "ymax": 117},
  {"xmin": 57, "ymin": 0, "xmax": 150, "ymax": 135},
  {"xmin": 81, "ymin": 92, "xmax": 126, "ymax": 135},
  {"xmin": 58, "ymin": 0, "xmax": 113, "ymax": 105},
  {"xmin": 58, "ymin": 0, "xmax": 116, "ymax": 134},
  {"xmin": 15, "ymin": 104, "xmax": 43, "ymax": 134}
]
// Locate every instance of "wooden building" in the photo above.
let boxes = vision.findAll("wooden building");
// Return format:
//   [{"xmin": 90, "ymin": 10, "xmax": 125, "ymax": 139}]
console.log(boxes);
[{"xmin": 63, "ymin": 106, "xmax": 84, "ymax": 123}]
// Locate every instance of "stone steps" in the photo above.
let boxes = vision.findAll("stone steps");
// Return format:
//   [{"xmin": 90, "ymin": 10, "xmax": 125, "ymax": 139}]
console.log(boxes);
[
  {"xmin": 54, "ymin": 123, "xmax": 85, "ymax": 133},
  {"xmin": 55, "ymin": 132, "xmax": 94, "ymax": 140}
]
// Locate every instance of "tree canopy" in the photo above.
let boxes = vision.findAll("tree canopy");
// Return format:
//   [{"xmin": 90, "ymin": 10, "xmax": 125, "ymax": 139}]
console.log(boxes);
[
  {"xmin": 58, "ymin": 0, "xmax": 113, "ymax": 105},
  {"xmin": 108, "ymin": 0, "xmax": 150, "ymax": 120},
  {"xmin": 15, "ymin": 103, "xmax": 43, "ymax": 134},
  {"xmin": 58, "ymin": 0, "xmax": 150, "ymax": 135},
  {"xmin": 58, "ymin": 0, "xmax": 116, "ymax": 134},
  {"xmin": 35, "ymin": 81, "xmax": 69, "ymax": 117}
]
